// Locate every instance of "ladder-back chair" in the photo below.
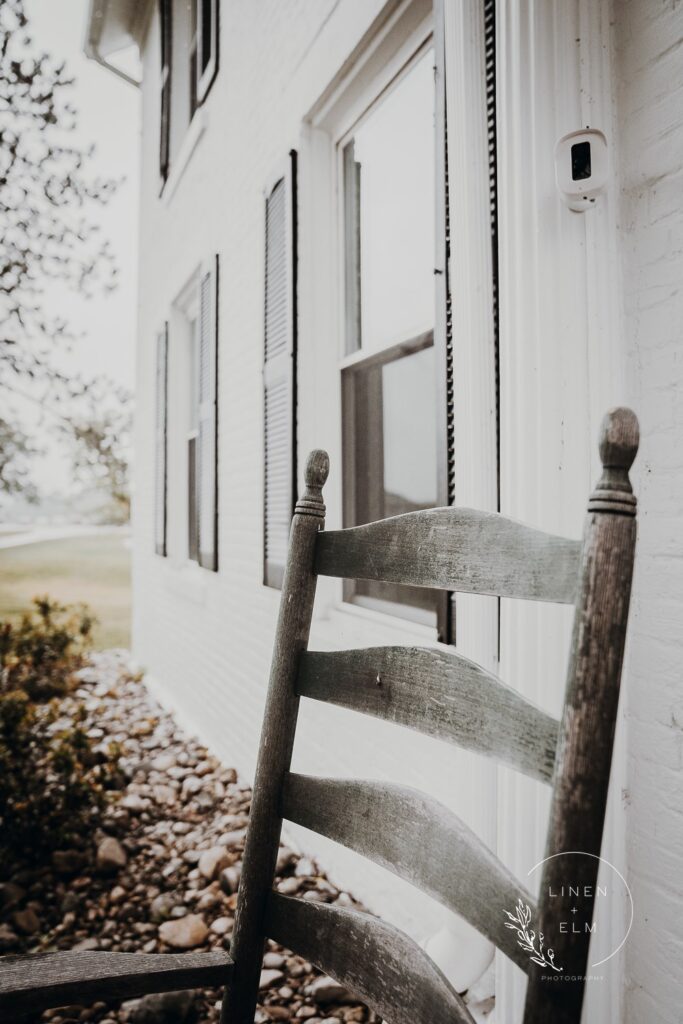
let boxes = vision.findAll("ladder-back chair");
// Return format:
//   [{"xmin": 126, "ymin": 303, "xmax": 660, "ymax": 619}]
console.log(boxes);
[
  {"xmin": 0, "ymin": 408, "xmax": 638, "ymax": 1023},
  {"xmin": 225, "ymin": 407, "xmax": 639, "ymax": 1024}
]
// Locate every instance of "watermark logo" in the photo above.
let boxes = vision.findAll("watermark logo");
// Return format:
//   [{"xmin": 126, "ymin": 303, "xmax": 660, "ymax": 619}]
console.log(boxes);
[
  {"xmin": 504, "ymin": 852, "xmax": 634, "ymax": 977},
  {"xmin": 504, "ymin": 898, "xmax": 563, "ymax": 971}
]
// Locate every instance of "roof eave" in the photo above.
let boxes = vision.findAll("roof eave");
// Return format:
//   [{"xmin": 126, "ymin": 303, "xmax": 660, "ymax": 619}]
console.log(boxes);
[{"xmin": 83, "ymin": 0, "xmax": 145, "ymax": 88}]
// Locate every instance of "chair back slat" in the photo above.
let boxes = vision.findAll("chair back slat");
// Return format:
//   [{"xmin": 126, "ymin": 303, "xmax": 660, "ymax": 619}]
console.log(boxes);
[
  {"xmin": 265, "ymin": 893, "xmax": 475, "ymax": 1024},
  {"xmin": 297, "ymin": 646, "xmax": 559, "ymax": 783},
  {"xmin": 315, "ymin": 507, "xmax": 581, "ymax": 603},
  {"xmin": 283, "ymin": 773, "xmax": 534, "ymax": 971}
]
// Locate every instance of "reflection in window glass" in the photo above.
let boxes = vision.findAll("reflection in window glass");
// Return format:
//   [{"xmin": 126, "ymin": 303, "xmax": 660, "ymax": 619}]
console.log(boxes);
[{"xmin": 343, "ymin": 48, "xmax": 435, "ymax": 354}]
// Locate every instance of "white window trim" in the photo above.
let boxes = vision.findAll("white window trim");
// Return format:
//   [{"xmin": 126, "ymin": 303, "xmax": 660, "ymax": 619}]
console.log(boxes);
[
  {"xmin": 333, "ymin": 29, "xmax": 439, "ymax": 626},
  {"xmin": 163, "ymin": 258, "xmax": 215, "ymax": 578},
  {"xmin": 296, "ymin": 2, "xmax": 435, "ymax": 629}
]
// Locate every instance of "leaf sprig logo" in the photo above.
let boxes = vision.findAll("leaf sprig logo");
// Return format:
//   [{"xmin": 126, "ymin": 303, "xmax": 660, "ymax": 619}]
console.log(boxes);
[{"xmin": 503, "ymin": 899, "xmax": 563, "ymax": 972}]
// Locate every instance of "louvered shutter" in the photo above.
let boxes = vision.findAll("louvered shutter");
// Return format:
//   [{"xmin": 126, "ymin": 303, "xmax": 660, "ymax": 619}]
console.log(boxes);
[
  {"xmin": 484, "ymin": 0, "xmax": 500, "ymax": 491},
  {"xmin": 263, "ymin": 153, "xmax": 297, "ymax": 589},
  {"xmin": 434, "ymin": 1, "xmax": 454, "ymax": 643},
  {"xmin": 197, "ymin": 257, "xmax": 219, "ymax": 571},
  {"xmin": 154, "ymin": 324, "xmax": 169, "ymax": 556}
]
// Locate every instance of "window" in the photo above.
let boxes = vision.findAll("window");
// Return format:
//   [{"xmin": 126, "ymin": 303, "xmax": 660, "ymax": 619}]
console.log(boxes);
[
  {"xmin": 342, "ymin": 48, "xmax": 435, "ymax": 356},
  {"xmin": 343, "ymin": 336, "xmax": 437, "ymax": 616},
  {"xmin": 186, "ymin": 309, "xmax": 200, "ymax": 562},
  {"xmin": 194, "ymin": 0, "xmax": 219, "ymax": 107},
  {"xmin": 340, "ymin": 46, "xmax": 439, "ymax": 620},
  {"xmin": 154, "ymin": 324, "xmax": 169, "ymax": 556},
  {"xmin": 159, "ymin": 0, "xmax": 219, "ymax": 182},
  {"xmin": 171, "ymin": 258, "xmax": 219, "ymax": 571}
]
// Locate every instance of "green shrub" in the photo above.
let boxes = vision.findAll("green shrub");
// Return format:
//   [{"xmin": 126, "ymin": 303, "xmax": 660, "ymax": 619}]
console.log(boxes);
[
  {"xmin": 0, "ymin": 596, "xmax": 94, "ymax": 701},
  {"xmin": 0, "ymin": 692, "xmax": 115, "ymax": 865},
  {"xmin": 0, "ymin": 598, "xmax": 116, "ymax": 868}
]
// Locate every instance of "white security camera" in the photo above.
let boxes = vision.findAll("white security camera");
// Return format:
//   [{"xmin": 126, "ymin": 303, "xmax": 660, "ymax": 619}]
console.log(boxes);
[{"xmin": 555, "ymin": 128, "xmax": 608, "ymax": 212}]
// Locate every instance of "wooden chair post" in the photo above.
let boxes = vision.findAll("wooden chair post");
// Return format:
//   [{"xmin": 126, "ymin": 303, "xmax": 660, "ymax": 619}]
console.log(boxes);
[
  {"xmin": 223, "ymin": 450, "xmax": 329, "ymax": 1024},
  {"xmin": 524, "ymin": 408, "xmax": 639, "ymax": 1023}
]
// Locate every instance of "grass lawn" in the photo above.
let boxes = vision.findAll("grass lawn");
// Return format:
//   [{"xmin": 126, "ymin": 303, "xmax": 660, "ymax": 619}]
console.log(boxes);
[{"xmin": 0, "ymin": 532, "xmax": 131, "ymax": 649}]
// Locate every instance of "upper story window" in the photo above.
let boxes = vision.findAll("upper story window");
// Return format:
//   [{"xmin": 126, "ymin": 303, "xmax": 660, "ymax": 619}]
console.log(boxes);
[
  {"xmin": 160, "ymin": 0, "xmax": 219, "ymax": 182},
  {"xmin": 340, "ymin": 45, "xmax": 438, "ymax": 622}
]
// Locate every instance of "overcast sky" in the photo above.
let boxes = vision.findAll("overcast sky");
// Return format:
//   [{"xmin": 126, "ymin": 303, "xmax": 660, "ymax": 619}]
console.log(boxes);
[{"xmin": 19, "ymin": 0, "xmax": 140, "ymax": 493}]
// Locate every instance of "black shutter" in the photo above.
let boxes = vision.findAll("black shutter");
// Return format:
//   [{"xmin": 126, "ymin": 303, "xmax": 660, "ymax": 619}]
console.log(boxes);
[
  {"xmin": 155, "ymin": 323, "xmax": 169, "ymax": 556},
  {"xmin": 159, "ymin": 0, "xmax": 172, "ymax": 181},
  {"xmin": 263, "ymin": 152, "xmax": 297, "ymax": 589},
  {"xmin": 434, "ymin": 0, "xmax": 454, "ymax": 644},
  {"xmin": 484, "ymin": 0, "xmax": 501, "ymax": 509},
  {"xmin": 197, "ymin": 256, "xmax": 219, "ymax": 571}
]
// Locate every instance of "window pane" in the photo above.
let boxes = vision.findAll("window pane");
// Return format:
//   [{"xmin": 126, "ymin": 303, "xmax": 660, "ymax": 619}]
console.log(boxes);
[
  {"xmin": 200, "ymin": 0, "xmax": 213, "ymax": 73},
  {"xmin": 343, "ymin": 48, "xmax": 435, "ymax": 355},
  {"xmin": 344, "ymin": 342, "xmax": 438, "ymax": 615},
  {"xmin": 382, "ymin": 346, "xmax": 437, "ymax": 516}
]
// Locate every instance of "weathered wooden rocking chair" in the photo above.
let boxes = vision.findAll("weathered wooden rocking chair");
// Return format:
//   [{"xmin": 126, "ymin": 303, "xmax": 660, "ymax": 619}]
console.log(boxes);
[{"xmin": 0, "ymin": 408, "xmax": 638, "ymax": 1024}]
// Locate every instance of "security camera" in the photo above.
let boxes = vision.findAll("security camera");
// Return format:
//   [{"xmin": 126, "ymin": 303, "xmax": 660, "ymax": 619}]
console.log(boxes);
[{"xmin": 555, "ymin": 128, "xmax": 608, "ymax": 212}]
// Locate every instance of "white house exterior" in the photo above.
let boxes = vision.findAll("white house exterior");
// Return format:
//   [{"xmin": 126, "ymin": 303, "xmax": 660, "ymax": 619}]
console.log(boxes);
[{"xmin": 86, "ymin": 1, "xmax": 683, "ymax": 1021}]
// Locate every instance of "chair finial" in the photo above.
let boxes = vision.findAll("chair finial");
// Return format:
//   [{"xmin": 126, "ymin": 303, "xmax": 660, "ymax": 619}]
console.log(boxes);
[
  {"xmin": 589, "ymin": 408, "xmax": 639, "ymax": 515},
  {"xmin": 599, "ymin": 407, "xmax": 639, "ymax": 472},
  {"xmin": 296, "ymin": 449, "xmax": 329, "ymax": 518},
  {"xmin": 305, "ymin": 449, "xmax": 330, "ymax": 492}
]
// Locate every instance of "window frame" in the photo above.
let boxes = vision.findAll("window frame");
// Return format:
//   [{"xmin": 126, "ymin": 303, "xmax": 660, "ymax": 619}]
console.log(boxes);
[
  {"xmin": 341, "ymin": 329, "xmax": 439, "ymax": 623},
  {"xmin": 335, "ymin": 38, "xmax": 447, "ymax": 630},
  {"xmin": 159, "ymin": 0, "xmax": 219, "ymax": 187},
  {"xmin": 334, "ymin": 38, "xmax": 435, "ymax": 360},
  {"xmin": 196, "ymin": 0, "xmax": 219, "ymax": 106},
  {"xmin": 171, "ymin": 258, "xmax": 218, "ymax": 572},
  {"xmin": 154, "ymin": 322, "xmax": 169, "ymax": 557}
]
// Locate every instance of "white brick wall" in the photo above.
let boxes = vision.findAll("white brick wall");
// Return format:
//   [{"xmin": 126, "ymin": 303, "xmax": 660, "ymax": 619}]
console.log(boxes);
[{"xmin": 616, "ymin": 3, "xmax": 683, "ymax": 1021}]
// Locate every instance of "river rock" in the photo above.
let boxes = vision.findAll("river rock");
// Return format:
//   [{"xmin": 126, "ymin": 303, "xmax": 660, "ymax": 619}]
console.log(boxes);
[
  {"xmin": 198, "ymin": 846, "xmax": 230, "ymax": 881},
  {"xmin": 97, "ymin": 836, "xmax": 128, "ymax": 872},
  {"xmin": 159, "ymin": 913, "xmax": 208, "ymax": 949},
  {"xmin": 259, "ymin": 969, "xmax": 285, "ymax": 990},
  {"xmin": 128, "ymin": 990, "xmax": 195, "ymax": 1024},
  {"xmin": 12, "ymin": 908, "xmax": 40, "ymax": 935},
  {"xmin": 308, "ymin": 975, "xmax": 352, "ymax": 1004}
]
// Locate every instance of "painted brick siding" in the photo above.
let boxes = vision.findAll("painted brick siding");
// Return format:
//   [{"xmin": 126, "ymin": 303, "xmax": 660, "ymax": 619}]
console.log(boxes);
[{"xmin": 616, "ymin": 2, "xmax": 683, "ymax": 1021}]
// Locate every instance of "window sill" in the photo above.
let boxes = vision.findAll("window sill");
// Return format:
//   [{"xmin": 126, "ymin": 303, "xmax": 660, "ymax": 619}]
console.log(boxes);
[
  {"xmin": 160, "ymin": 108, "xmax": 208, "ymax": 206},
  {"xmin": 162, "ymin": 558, "xmax": 212, "ymax": 604},
  {"xmin": 327, "ymin": 598, "xmax": 438, "ymax": 644}
]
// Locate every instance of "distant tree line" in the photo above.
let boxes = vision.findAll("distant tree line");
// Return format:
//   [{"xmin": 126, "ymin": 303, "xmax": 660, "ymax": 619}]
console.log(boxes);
[{"xmin": 0, "ymin": 0, "xmax": 130, "ymax": 520}]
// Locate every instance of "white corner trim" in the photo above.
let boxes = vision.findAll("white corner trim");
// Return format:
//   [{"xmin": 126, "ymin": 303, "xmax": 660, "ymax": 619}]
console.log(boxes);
[{"xmin": 161, "ymin": 108, "xmax": 208, "ymax": 206}]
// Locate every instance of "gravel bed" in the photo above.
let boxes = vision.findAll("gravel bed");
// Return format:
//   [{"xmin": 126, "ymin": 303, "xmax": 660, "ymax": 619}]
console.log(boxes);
[{"xmin": 0, "ymin": 652, "xmax": 375, "ymax": 1024}]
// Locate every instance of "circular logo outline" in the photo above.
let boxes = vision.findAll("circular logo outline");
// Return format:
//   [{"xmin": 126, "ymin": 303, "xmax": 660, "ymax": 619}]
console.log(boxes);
[{"xmin": 526, "ymin": 851, "xmax": 634, "ymax": 968}]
